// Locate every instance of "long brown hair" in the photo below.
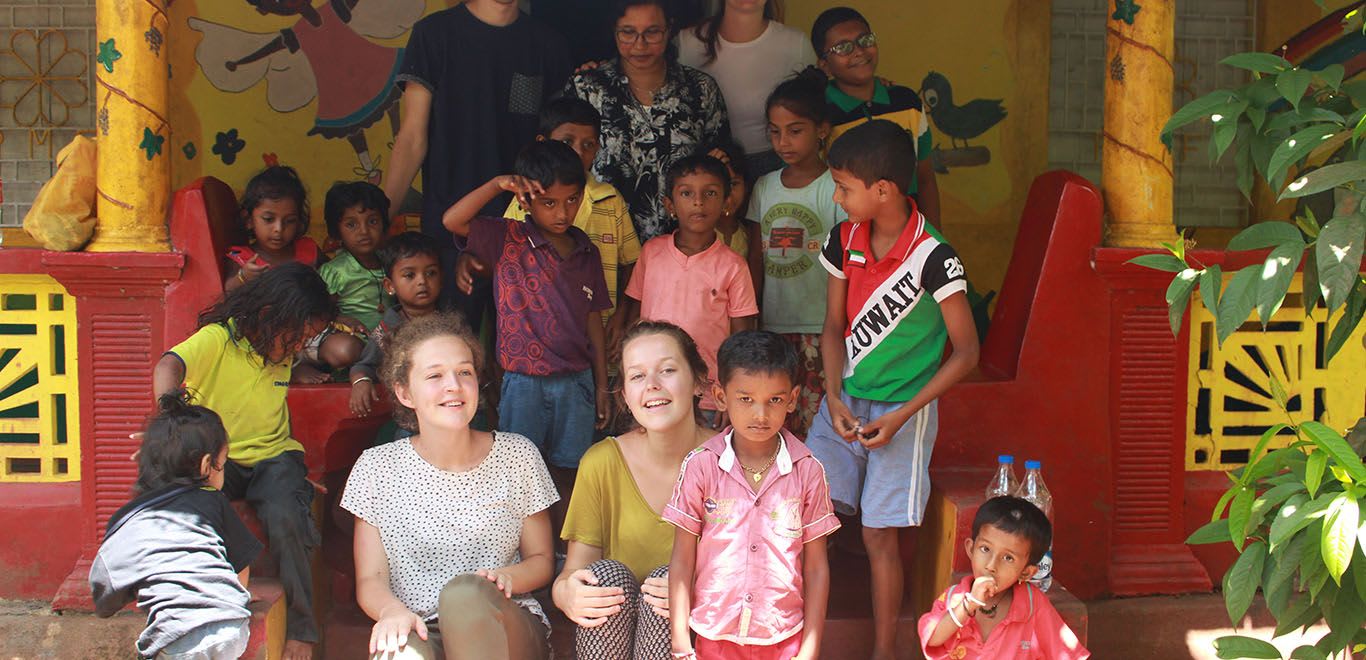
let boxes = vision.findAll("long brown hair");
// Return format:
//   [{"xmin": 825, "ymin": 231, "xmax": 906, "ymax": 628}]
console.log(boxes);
[{"xmin": 690, "ymin": 1, "xmax": 782, "ymax": 66}]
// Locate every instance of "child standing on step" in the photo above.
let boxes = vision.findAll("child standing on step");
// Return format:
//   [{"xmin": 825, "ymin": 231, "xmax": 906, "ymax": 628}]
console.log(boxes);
[
  {"xmin": 806, "ymin": 120, "xmax": 979, "ymax": 660},
  {"xmin": 91, "ymin": 391, "xmax": 262, "ymax": 660},
  {"xmin": 919, "ymin": 496, "xmax": 1090, "ymax": 659},
  {"xmin": 666, "ymin": 330, "xmax": 839, "ymax": 660},
  {"xmin": 152, "ymin": 262, "xmax": 337, "ymax": 660}
]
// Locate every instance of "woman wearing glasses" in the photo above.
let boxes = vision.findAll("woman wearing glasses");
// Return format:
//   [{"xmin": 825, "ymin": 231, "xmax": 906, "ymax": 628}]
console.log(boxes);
[
  {"xmin": 679, "ymin": 0, "xmax": 815, "ymax": 178},
  {"xmin": 813, "ymin": 7, "xmax": 941, "ymax": 228},
  {"xmin": 563, "ymin": 0, "xmax": 731, "ymax": 243}
]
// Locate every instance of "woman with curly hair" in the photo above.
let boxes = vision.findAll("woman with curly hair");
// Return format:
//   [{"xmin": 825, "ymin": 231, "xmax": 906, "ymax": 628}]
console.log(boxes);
[
  {"xmin": 342, "ymin": 313, "xmax": 559, "ymax": 660},
  {"xmin": 151, "ymin": 261, "xmax": 337, "ymax": 660}
]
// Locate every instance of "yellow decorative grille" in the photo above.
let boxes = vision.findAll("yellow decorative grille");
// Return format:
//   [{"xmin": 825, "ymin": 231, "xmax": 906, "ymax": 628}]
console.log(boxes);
[
  {"xmin": 0, "ymin": 275, "xmax": 80, "ymax": 481},
  {"xmin": 1186, "ymin": 273, "xmax": 1366, "ymax": 471}
]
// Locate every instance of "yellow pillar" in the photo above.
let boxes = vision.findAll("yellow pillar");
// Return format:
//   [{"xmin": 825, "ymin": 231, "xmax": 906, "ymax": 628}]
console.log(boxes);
[
  {"xmin": 1102, "ymin": 0, "xmax": 1179, "ymax": 248},
  {"xmin": 87, "ymin": 0, "xmax": 171, "ymax": 252}
]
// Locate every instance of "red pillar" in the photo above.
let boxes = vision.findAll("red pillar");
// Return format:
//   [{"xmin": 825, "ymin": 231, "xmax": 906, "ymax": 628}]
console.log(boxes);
[
  {"xmin": 44, "ymin": 251, "xmax": 184, "ymax": 610},
  {"xmin": 1094, "ymin": 248, "xmax": 1212, "ymax": 595}
]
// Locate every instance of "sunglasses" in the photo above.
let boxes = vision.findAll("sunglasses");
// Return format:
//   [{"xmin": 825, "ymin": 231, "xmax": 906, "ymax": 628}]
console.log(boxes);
[{"xmin": 825, "ymin": 32, "xmax": 878, "ymax": 57}]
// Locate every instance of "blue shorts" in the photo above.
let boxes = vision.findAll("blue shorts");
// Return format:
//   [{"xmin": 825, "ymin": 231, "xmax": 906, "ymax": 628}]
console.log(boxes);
[
  {"xmin": 499, "ymin": 369, "xmax": 596, "ymax": 469},
  {"xmin": 806, "ymin": 393, "xmax": 938, "ymax": 528}
]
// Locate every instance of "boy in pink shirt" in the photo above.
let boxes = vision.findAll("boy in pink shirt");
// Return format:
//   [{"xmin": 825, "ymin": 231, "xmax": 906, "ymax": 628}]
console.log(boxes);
[
  {"xmin": 919, "ymin": 496, "xmax": 1089, "ymax": 659},
  {"xmin": 625, "ymin": 153, "xmax": 759, "ymax": 425},
  {"xmin": 665, "ymin": 331, "xmax": 840, "ymax": 660}
]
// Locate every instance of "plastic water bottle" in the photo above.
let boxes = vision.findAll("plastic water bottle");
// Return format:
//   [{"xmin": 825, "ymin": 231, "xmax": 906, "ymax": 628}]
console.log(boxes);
[
  {"xmin": 984, "ymin": 455, "xmax": 1020, "ymax": 499},
  {"xmin": 1015, "ymin": 460, "xmax": 1054, "ymax": 591}
]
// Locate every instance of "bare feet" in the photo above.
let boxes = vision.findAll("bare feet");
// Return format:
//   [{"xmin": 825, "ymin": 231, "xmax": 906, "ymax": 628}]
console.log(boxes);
[{"xmin": 282, "ymin": 639, "xmax": 314, "ymax": 660}]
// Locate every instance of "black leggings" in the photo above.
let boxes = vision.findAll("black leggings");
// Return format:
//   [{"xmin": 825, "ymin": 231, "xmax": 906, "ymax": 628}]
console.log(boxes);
[{"xmin": 574, "ymin": 560, "xmax": 671, "ymax": 660}]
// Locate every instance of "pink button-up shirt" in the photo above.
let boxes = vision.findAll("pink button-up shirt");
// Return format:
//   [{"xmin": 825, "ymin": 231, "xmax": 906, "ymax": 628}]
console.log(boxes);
[
  {"xmin": 663, "ymin": 429, "xmax": 840, "ymax": 645},
  {"xmin": 918, "ymin": 576, "xmax": 1090, "ymax": 659}
]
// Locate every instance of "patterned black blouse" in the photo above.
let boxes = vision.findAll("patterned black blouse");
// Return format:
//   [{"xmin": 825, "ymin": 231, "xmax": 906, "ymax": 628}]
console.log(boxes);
[{"xmin": 563, "ymin": 59, "xmax": 730, "ymax": 242}]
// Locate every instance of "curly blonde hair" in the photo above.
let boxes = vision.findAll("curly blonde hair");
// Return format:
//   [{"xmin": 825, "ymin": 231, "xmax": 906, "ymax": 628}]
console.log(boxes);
[{"xmin": 380, "ymin": 312, "xmax": 484, "ymax": 431}]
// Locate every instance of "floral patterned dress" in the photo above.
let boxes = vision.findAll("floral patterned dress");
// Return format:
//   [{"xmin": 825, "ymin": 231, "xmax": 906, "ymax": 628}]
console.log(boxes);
[{"xmin": 564, "ymin": 59, "xmax": 730, "ymax": 242}]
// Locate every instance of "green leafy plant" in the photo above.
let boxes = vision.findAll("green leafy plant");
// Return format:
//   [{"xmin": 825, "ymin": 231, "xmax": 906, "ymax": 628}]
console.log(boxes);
[{"xmin": 1135, "ymin": 52, "xmax": 1366, "ymax": 659}]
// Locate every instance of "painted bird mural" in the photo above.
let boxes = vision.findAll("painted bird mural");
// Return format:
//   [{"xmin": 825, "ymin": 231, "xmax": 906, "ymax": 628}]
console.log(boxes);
[{"xmin": 919, "ymin": 71, "xmax": 1007, "ymax": 149}]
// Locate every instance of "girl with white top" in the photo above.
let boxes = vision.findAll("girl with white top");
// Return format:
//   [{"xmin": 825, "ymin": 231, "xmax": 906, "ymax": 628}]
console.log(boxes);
[
  {"xmin": 343, "ymin": 313, "xmax": 559, "ymax": 660},
  {"xmin": 680, "ymin": 0, "xmax": 816, "ymax": 177}
]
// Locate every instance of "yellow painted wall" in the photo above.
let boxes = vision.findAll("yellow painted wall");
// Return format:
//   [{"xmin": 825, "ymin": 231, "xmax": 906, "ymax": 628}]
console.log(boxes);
[
  {"xmin": 167, "ymin": 1, "xmax": 459, "ymax": 244},
  {"xmin": 786, "ymin": 0, "xmax": 1052, "ymax": 294}
]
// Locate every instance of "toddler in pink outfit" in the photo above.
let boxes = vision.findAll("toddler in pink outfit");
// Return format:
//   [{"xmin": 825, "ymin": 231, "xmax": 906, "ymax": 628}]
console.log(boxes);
[
  {"xmin": 664, "ymin": 331, "xmax": 839, "ymax": 660},
  {"xmin": 919, "ymin": 496, "xmax": 1090, "ymax": 659}
]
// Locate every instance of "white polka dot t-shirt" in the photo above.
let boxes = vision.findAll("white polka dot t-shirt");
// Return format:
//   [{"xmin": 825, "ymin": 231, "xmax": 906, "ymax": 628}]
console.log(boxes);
[{"xmin": 341, "ymin": 433, "xmax": 560, "ymax": 624}]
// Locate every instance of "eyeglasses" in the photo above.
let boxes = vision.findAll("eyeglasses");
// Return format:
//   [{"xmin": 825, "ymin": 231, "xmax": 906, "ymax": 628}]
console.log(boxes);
[
  {"xmin": 616, "ymin": 27, "xmax": 669, "ymax": 45},
  {"xmin": 825, "ymin": 32, "xmax": 877, "ymax": 57}
]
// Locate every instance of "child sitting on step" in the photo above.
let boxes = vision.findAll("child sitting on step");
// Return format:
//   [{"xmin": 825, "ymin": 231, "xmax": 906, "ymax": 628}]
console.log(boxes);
[
  {"xmin": 919, "ymin": 496, "xmax": 1090, "ymax": 659},
  {"xmin": 90, "ymin": 391, "xmax": 262, "ymax": 660}
]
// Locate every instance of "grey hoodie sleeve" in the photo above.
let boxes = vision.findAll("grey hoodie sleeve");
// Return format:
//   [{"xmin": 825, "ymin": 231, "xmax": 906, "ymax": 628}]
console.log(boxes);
[{"xmin": 89, "ymin": 554, "xmax": 133, "ymax": 618}]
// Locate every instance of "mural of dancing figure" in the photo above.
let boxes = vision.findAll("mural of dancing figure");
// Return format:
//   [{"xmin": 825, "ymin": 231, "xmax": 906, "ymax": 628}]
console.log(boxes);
[{"xmin": 188, "ymin": 0, "xmax": 425, "ymax": 183}]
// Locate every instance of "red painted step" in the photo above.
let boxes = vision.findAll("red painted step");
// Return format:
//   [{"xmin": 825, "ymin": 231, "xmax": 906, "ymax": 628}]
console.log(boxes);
[{"xmin": 241, "ymin": 578, "xmax": 286, "ymax": 660}]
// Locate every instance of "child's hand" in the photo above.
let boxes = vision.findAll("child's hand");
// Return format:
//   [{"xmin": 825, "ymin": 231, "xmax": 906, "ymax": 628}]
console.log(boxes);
[
  {"xmin": 706, "ymin": 147, "xmax": 732, "ymax": 167},
  {"xmin": 495, "ymin": 175, "xmax": 544, "ymax": 209},
  {"xmin": 369, "ymin": 605, "xmax": 428, "ymax": 657},
  {"xmin": 454, "ymin": 252, "xmax": 489, "ymax": 295},
  {"xmin": 475, "ymin": 568, "xmax": 515, "ymax": 599},
  {"xmin": 826, "ymin": 397, "xmax": 861, "ymax": 442},
  {"xmin": 856, "ymin": 407, "xmax": 913, "ymax": 450},
  {"xmin": 350, "ymin": 379, "xmax": 377, "ymax": 416},
  {"xmin": 640, "ymin": 575, "xmax": 670, "ymax": 618},
  {"xmin": 291, "ymin": 363, "xmax": 330, "ymax": 384},
  {"xmin": 595, "ymin": 388, "xmax": 612, "ymax": 430},
  {"xmin": 240, "ymin": 258, "xmax": 268, "ymax": 280},
  {"xmin": 128, "ymin": 432, "xmax": 145, "ymax": 462},
  {"xmin": 970, "ymin": 575, "xmax": 998, "ymax": 608},
  {"xmin": 560, "ymin": 568, "xmax": 627, "ymax": 628},
  {"xmin": 605, "ymin": 310, "xmax": 627, "ymax": 363}
]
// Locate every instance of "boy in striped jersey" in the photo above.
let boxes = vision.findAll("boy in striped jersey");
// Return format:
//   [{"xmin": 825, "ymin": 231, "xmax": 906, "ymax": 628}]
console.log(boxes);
[{"xmin": 809, "ymin": 119, "xmax": 980, "ymax": 660}]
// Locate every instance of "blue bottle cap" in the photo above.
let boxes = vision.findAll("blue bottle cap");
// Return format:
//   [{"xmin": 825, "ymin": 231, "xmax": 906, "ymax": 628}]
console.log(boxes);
[
  {"xmin": 1025, "ymin": 460, "xmax": 1041, "ymax": 470},
  {"xmin": 998, "ymin": 455, "xmax": 1014, "ymax": 464}
]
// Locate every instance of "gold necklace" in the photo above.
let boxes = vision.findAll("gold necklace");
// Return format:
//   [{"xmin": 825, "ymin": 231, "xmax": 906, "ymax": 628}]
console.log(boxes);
[{"xmin": 738, "ymin": 447, "xmax": 779, "ymax": 483}]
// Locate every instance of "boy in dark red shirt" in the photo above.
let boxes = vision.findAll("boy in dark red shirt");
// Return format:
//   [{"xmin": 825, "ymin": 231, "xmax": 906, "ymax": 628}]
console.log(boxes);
[{"xmin": 442, "ymin": 140, "xmax": 611, "ymax": 470}]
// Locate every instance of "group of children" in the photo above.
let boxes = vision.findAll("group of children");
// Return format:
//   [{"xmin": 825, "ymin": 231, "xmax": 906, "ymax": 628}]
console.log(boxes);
[{"xmin": 90, "ymin": 5, "xmax": 1090, "ymax": 659}]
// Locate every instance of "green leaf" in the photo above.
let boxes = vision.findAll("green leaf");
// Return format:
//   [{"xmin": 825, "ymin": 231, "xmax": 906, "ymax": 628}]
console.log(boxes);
[
  {"xmin": 1187, "ymin": 518, "xmax": 1234, "ymax": 545},
  {"xmin": 1162, "ymin": 90, "xmax": 1242, "ymax": 147},
  {"xmin": 1301, "ymin": 421, "xmax": 1366, "ymax": 482},
  {"xmin": 1236, "ymin": 138, "xmax": 1255, "ymax": 201},
  {"xmin": 1326, "ymin": 281, "xmax": 1365, "ymax": 363},
  {"xmin": 1277, "ymin": 68, "xmax": 1314, "ymax": 109},
  {"xmin": 1281, "ymin": 161, "xmax": 1366, "ymax": 200},
  {"xmin": 1274, "ymin": 593, "xmax": 1321, "ymax": 637},
  {"xmin": 1214, "ymin": 486, "xmax": 1239, "ymax": 522},
  {"xmin": 1248, "ymin": 424, "xmax": 1292, "ymax": 476},
  {"xmin": 1213, "ymin": 635, "xmax": 1283, "ymax": 659},
  {"xmin": 1290, "ymin": 645, "xmax": 1329, "ymax": 660},
  {"xmin": 1200, "ymin": 265, "xmax": 1223, "ymax": 314},
  {"xmin": 1268, "ymin": 124, "xmax": 1345, "ymax": 187},
  {"xmin": 1168, "ymin": 269, "xmax": 1199, "ymax": 336},
  {"xmin": 1322, "ymin": 493, "xmax": 1359, "ymax": 583},
  {"xmin": 1127, "ymin": 253, "xmax": 1188, "ymax": 272},
  {"xmin": 1307, "ymin": 449, "xmax": 1328, "ymax": 498},
  {"xmin": 1228, "ymin": 222, "xmax": 1304, "ymax": 251},
  {"xmin": 1248, "ymin": 105, "xmax": 1268, "ymax": 132},
  {"xmin": 1222, "ymin": 52, "xmax": 1294, "ymax": 74},
  {"xmin": 1315, "ymin": 214, "xmax": 1366, "ymax": 313},
  {"xmin": 1352, "ymin": 548, "xmax": 1366, "ymax": 602},
  {"xmin": 1269, "ymin": 529, "xmax": 1311, "ymax": 597},
  {"xmin": 1217, "ymin": 267, "xmax": 1261, "ymax": 344},
  {"xmin": 1269, "ymin": 375, "xmax": 1290, "ymax": 412},
  {"xmin": 1317, "ymin": 63, "xmax": 1346, "ymax": 91},
  {"xmin": 1230, "ymin": 486, "xmax": 1255, "ymax": 550},
  {"xmin": 1269, "ymin": 493, "xmax": 1332, "ymax": 548},
  {"xmin": 1303, "ymin": 247, "xmax": 1321, "ymax": 318},
  {"xmin": 1257, "ymin": 240, "xmax": 1306, "ymax": 325},
  {"xmin": 1264, "ymin": 549, "xmax": 1291, "ymax": 616},
  {"xmin": 1252, "ymin": 130, "xmax": 1278, "ymax": 180},
  {"xmin": 1213, "ymin": 121, "xmax": 1239, "ymax": 163},
  {"xmin": 1225, "ymin": 540, "xmax": 1268, "ymax": 624},
  {"xmin": 1324, "ymin": 578, "xmax": 1366, "ymax": 653}
]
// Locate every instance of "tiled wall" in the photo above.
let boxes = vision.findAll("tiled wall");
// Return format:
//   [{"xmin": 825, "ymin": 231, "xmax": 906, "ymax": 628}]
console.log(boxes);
[{"xmin": 0, "ymin": 0, "xmax": 96, "ymax": 230}]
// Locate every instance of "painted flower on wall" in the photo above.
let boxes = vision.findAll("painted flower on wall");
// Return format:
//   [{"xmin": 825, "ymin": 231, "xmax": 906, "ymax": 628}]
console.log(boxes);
[{"xmin": 212, "ymin": 128, "xmax": 246, "ymax": 165}]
